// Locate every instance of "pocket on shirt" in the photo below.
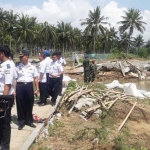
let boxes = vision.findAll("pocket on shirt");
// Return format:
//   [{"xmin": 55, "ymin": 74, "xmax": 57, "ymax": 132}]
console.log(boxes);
[
  {"xmin": 18, "ymin": 71, "xmax": 24, "ymax": 76},
  {"xmin": 28, "ymin": 70, "xmax": 34, "ymax": 77}
]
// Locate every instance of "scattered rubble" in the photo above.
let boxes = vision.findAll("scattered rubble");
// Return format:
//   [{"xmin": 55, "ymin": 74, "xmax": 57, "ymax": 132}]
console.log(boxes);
[{"xmin": 97, "ymin": 59, "xmax": 150, "ymax": 81}]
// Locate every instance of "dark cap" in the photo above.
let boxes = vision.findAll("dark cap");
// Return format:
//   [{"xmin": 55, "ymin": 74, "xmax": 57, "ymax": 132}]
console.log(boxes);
[
  {"xmin": 44, "ymin": 50, "xmax": 50, "ymax": 56},
  {"xmin": 19, "ymin": 50, "xmax": 29, "ymax": 57}
]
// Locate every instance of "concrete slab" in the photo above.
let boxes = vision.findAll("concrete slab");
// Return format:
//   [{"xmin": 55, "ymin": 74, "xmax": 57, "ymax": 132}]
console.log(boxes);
[
  {"xmin": 11, "ymin": 129, "xmax": 31, "ymax": 150},
  {"xmin": 10, "ymin": 88, "xmax": 66, "ymax": 150}
]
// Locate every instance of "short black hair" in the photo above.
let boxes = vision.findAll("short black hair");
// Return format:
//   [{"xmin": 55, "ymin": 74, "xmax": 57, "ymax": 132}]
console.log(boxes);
[
  {"xmin": 52, "ymin": 53, "xmax": 57, "ymax": 56},
  {"xmin": 10, "ymin": 52, "xmax": 14, "ymax": 59},
  {"xmin": 0, "ymin": 45, "xmax": 10, "ymax": 58},
  {"xmin": 57, "ymin": 52, "xmax": 62, "ymax": 56}
]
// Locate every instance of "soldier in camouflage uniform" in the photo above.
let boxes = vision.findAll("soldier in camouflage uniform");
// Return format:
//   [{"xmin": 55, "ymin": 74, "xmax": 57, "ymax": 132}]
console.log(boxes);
[
  {"xmin": 89, "ymin": 59, "xmax": 97, "ymax": 82},
  {"xmin": 83, "ymin": 56, "xmax": 90, "ymax": 82}
]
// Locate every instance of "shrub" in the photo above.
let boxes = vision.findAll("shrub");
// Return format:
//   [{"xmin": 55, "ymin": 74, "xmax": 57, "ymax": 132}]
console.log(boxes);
[{"xmin": 138, "ymin": 48, "xmax": 149, "ymax": 58}]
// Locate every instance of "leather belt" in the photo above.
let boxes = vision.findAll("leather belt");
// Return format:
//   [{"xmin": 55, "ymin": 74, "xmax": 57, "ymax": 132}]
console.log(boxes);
[{"xmin": 17, "ymin": 82, "xmax": 32, "ymax": 85}]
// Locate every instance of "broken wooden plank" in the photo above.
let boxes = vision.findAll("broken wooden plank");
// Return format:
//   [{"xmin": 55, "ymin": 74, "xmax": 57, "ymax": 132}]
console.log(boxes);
[
  {"xmin": 119, "ymin": 61, "xmax": 125, "ymax": 76},
  {"xmin": 68, "ymin": 89, "xmax": 93, "ymax": 101},
  {"xmin": 85, "ymin": 104, "xmax": 101, "ymax": 112},
  {"xmin": 127, "ymin": 101, "xmax": 150, "ymax": 115},
  {"xmin": 117, "ymin": 102, "xmax": 137, "ymax": 132},
  {"xmin": 107, "ymin": 95, "xmax": 121, "ymax": 109},
  {"xmin": 68, "ymin": 86, "xmax": 84, "ymax": 114}
]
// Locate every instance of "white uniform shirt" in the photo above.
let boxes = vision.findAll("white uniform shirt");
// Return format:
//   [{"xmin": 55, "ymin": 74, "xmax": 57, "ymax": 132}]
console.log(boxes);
[
  {"xmin": 9, "ymin": 60, "xmax": 15, "ymax": 68},
  {"xmin": 45, "ymin": 57, "xmax": 52, "ymax": 73},
  {"xmin": 57, "ymin": 57, "xmax": 66, "ymax": 66},
  {"xmin": 16, "ymin": 63, "xmax": 38, "ymax": 82},
  {"xmin": 49, "ymin": 61, "xmax": 63, "ymax": 78},
  {"xmin": 38, "ymin": 60, "xmax": 47, "ymax": 83},
  {"xmin": 10, "ymin": 60, "xmax": 17, "ymax": 93},
  {"xmin": 0, "ymin": 60, "xmax": 14, "ymax": 95}
]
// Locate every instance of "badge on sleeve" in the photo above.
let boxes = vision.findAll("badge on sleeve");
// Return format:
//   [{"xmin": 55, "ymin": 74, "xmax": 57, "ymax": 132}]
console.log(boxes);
[
  {"xmin": 7, "ymin": 64, "xmax": 11, "ymax": 69},
  {"xmin": 5, "ymin": 70, "xmax": 10, "ymax": 74}
]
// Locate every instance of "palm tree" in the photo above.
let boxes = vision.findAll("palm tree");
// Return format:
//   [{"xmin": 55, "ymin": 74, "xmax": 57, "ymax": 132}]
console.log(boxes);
[
  {"xmin": 134, "ymin": 34, "xmax": 144, "ymax": 52},
  {"xmin": 56, "ymin": 21, "xmax": 72, "ymax": 53},
  {"xmin": 109, "ymin": 27, "xmax": 119, "ymax": 53},
  {"xmin": 119, "ymin": 32, "xmax": 133, "ymax": 54},
  {"xmin": 6, "ymin": 10, "xmax": 18, "ymax": 49},
  {"xmin": 37, "ymin": 21, "xmax": 57, "ymax": 50},
  {"xmin": 71, "ymin": 28, "xmax": 83, "ymax": 51},
  {"xmin": 80, "ymin": 6, "xmax": 109, "ymax": 52},
  {"xmin": 0, "ymin": 8, "xmax": 9, "ymax": 44},
  {"xmin": 13, "ymin": 13, "xmax": 37, "ymax": 51},
  {"xmin": 118, "ymin": 8, "xmax": 146, "ymax": 36},
  {"xmin": 102, "ymin": 27, "xmax": 110, "ymax": 53}
]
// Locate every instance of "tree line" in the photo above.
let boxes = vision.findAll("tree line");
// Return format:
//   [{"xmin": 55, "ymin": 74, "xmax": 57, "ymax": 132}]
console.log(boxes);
[{"xmin": 0, "ymin": 6, "xmax": 150, "ymax": 56}]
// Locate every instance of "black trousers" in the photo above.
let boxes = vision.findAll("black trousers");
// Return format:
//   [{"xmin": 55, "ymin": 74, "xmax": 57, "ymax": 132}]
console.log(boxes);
[
  {"xmin": 47, "ymin": 77, "xmax": 60, "ymax": 102},
  {"xmin": 46, "ymin": 73, "xmax": 49, "ymax": 83},
  {"xmin": 0, "ymin": 108, "xmax": 11, "ymax": 150},
  {"xmin": 58, "ymin": 74, "xmax": 63, "ymax": 94},
  {"xmin": 0, "ymin": 95, "xmax": 14, "ymax": 150},
  {"xmin": 16, "ymin": 82, "xmax": 34, "ymax": 126},
  {"xmin": 39, "ymin": 82, "xmax": 47, "ymax": 103}
]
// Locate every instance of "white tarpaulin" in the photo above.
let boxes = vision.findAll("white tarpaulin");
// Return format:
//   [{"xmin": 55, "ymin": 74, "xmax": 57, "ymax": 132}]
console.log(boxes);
[
  {"xmin": 105, "ymin": 80, "xmax": 124, "ymax": 89},
  {"xmin": 105, "ymin": 80, "xmax": 146, "ymax": 98},
  {"xmin": 63, "ymin": 75, "xmax": 76, "ymax": 82},
  {"xmin": 123, "ymin": 83, "xmax": 144, "ymax": 98}
]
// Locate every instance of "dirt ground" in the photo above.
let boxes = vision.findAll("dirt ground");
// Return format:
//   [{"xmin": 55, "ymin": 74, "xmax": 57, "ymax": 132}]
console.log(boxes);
[
  {"xmin": 30, "ymin": 62, "xmax": 150, "ymax": 150},
  {"xmin": 30, "ymin": 99, "xmax": 150, "ymax": 150}
]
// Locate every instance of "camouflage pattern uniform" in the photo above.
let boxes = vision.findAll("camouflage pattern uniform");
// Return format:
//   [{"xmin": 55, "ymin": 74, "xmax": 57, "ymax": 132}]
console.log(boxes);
[
  {"xmin": 89, "ymin": 60, "xmax": 97, "ymax": 82},
  {"xmin": 83, "ymin": 58, "xmax": 90, "ymax": 82}
]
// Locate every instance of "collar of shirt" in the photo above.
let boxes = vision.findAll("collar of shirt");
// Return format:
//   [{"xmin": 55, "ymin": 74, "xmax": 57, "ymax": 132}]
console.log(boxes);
[
  {"xmin": 0, "ymin": 59, "xmax": 11, "ymax": 68},
  {"xmin": 18, "ymin": 62, "xmax": 31, "ymax": 68},
  {"xmin": 51, "ymin": 61, "xmax": 58, "ymax": 65}
]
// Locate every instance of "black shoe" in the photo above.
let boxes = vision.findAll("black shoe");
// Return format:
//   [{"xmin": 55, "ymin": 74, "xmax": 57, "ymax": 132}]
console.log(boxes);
[
  {"xmin": 51, "ymin": 101, "xmax": 56, "ymax": 106},
  {"xmin": 18, "ymin": 125, "xmax": 24, "ymax": 130},
  {"xmin": 37, "ymin": 101, "xmax": 42, "ymax": 104},
  {"xmin": 59, "ymin": 93, "xmax": 62, "ymax": 96},
  {"xmin": 26, "ymin": 123, "xmax": 36, "ymax": 128},
  {"xmin": 39, "ymin": 102, "xmax": 47, "ymax": 106}
]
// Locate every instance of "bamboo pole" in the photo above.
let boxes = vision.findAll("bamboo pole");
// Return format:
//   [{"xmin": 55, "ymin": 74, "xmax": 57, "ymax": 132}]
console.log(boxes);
[{"xmin": 117, "ymin": 102, "xmax": 137, "ymax": 132}]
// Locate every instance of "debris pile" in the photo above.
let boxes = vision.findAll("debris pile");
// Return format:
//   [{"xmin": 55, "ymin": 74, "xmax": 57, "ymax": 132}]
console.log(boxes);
[
  {"xmin": 105, "ymin": 80, "xmax": 150, "ymax": 98},
  {"xmin": 97, "ymin": 59, "xmax": 150, "ymax": 80},
  {"xmin": 56, "ymin": 82, "xmax": 150, "ymax": 132}
]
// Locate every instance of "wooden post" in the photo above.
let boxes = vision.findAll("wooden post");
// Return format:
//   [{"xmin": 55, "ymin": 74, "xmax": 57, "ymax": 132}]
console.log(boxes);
[{"xmin": 117, "ymin": 102, "xmax": 137, "ymax": 132}]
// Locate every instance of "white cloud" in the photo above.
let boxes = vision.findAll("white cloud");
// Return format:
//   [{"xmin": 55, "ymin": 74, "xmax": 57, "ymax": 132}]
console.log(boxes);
[
  {"xmin": 0, "ymin": 0, "xmax": 149, "ymax": 41},
  {"xmin": 101, "ymin": 1, "xmax": 149, "ymax": 41}
]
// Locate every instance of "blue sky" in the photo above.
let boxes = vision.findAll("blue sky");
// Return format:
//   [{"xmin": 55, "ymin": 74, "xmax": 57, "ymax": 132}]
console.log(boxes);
[
  {"xmin": 1, "ymin": 0, "xmax": 46, "ymax": 8},
  {"xmin": 2, "ymin": 0, "xmax": 150, "ymax": 10},
  {"xmin": 115, "ymin": 0, "xmax": 150, "ymax": 10},
  {"xmin": 1, "ymin": 0, "xmax": 150, "ymax": 41}
]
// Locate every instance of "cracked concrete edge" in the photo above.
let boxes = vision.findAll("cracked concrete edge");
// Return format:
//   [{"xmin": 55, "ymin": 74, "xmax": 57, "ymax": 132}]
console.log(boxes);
[{"xmin": 19, "ymin": 88, "xmax": 66, "ymax": 150}]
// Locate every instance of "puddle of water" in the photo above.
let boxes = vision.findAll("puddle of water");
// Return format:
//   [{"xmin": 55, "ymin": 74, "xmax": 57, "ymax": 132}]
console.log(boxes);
[{"xmin": 135, "ymin": 81, "xmax": 150, "ymax": 91}]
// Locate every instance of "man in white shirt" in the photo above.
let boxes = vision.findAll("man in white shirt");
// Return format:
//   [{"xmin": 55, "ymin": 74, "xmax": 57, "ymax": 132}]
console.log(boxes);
[
  {"xmin": 56, "ymin": 52, "xmax": 66, "ymax": 96},
  {"xmin": 15, "ymin": 50, "xmax": 39, "ymax": 130},
  {"xmin": 47, "ymin": 53, "xmax": 63, "ymax": 106},
  {"xmin": 37, "ymin": 52, "xmax": 48, "ymax": 106},
  {"xmin": 44, "ymin": 50, "xmax": 52, "ymax": 82},
  {"xmin": 0, "ymin": 45, "xmax": 15, "ymax": 150},
  {"xmin": 9, "ymin": 52, "xmax": 15, "ymax": 67}
]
